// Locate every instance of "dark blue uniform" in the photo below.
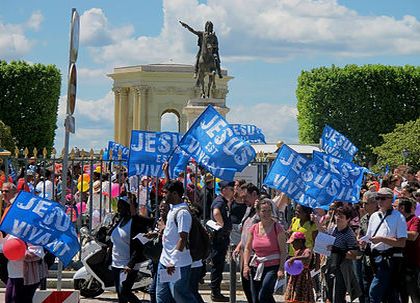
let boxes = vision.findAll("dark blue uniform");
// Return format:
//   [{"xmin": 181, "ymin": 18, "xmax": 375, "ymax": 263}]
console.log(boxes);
[{"xmin": 210, "ymin": 195, "xmax": 232, "ymax": 296}]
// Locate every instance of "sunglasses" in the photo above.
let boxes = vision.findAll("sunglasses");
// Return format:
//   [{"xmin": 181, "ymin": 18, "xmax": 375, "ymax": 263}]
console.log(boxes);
[
  {"xmin": 1, "ymin": 190, "xmax": 9, "ymax": 193},
  {"xmin": 376, "ymin": 196, "xmax": 391, "ymax": 201}
]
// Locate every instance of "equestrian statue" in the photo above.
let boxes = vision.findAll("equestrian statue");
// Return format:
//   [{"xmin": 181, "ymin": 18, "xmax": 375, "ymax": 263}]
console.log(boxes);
[{"xmin": 179, "ymin": 20, "xmax": 223, "ymax": 98}]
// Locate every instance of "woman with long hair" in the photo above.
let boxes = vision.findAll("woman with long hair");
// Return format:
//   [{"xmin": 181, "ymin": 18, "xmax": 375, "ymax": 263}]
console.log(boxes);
[{"xmin": 243, "ymin": 198, "xmax": 287, "ymax": 303}]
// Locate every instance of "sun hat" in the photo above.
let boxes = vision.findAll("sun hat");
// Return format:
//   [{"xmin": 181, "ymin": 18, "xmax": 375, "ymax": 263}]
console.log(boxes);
[
  {"xmin": 287, "ymin": 231, "xmax": 306, "ymax": 243},
  {"xmin": 377, "ymin": 187, "xmax": 394, "ymax": 197}
]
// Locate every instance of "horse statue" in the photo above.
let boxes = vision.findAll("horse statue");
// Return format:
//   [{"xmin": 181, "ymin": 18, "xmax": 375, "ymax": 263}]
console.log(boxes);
[
  {"xmin": 179, "ymin": 20, "xmax": 222, "ymax": 99},
  {"xmin": 196, "ymin": 33, "xmax": 217, "ymax": 98}
]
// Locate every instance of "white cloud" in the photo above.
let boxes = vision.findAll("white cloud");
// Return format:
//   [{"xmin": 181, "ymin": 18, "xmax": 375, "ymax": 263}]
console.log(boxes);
[
  {"xmin": 0, "ymin": 11, "xmax": 43, "ymax": 60},
  {"xmin": 80, "ymin": 8, "xmax": 134, "ymax": 47},
  {"xmin": 227, "ymin": 103, "xmax": 298, "ymax": 143},
  {"xmin": 78, "ymin": 67, "xmax": 110, "ymax": 82},
  {"xmin": 83, "ymin": 0, "xmax": 420, "ymax": 66},
  {"xmin": 26, "ymin": 11, "xmax": 43, "ymax": 31},
  {"xmin": 54, "ymin": 93, "xmax": 114, "ymax": 150}
]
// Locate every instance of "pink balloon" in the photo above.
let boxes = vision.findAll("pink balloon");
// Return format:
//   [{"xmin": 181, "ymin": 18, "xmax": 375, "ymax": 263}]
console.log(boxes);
[
  {"xmin": 111, "ymin": 183, "xmax": 120, "ymax": 198},
  {"xmin": 284, "ymin": 259, "xmax": 304, "ymax": 276},
  {"xmin": 3, "ymin": 238, "xmax": 26, "ymax": 261}
]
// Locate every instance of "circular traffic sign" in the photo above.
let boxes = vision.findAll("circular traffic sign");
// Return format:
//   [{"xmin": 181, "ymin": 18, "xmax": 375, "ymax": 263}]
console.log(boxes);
[
  {"xmin": 69, "ymin": 9, "xmax": 79, "ymax": 63},
  {"xmin": 68, "ymin": 63, "xmax": 77, "ymax": 115}
]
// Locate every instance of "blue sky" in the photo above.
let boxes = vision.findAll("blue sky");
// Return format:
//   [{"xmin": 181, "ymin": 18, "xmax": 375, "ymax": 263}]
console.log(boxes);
[{"xmin": 1, "ymin": 0, "xmax": 420, "ymax": 150}]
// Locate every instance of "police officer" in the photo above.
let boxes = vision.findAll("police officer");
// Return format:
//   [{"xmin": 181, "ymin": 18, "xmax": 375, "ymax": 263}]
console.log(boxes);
[{"xmin": 210, "ymin": 181, "xmax": 234, "ymax": 302}]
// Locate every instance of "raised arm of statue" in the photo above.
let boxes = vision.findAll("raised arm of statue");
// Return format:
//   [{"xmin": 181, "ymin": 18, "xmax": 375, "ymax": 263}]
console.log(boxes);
[{"xmin": 179, "ymin": 20, "xmax": 200, "ymax": 36}]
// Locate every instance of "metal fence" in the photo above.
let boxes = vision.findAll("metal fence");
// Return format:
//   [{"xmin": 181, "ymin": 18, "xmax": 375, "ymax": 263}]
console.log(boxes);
[{"xmin": 0, "ymin": 146, "xmax": 272, "ymax": 234}]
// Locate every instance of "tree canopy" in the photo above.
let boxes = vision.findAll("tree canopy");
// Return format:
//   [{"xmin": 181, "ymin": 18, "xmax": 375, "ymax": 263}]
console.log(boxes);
[
  {"xmin": 296, "ymin": 64, "xmax": 420, "ymax": 163},
  {"xmin": 373, "ymin": 118, "xmax": 420, "ymax": 171},
  {"xmin": 0, "ymin": 60, "xmax": 61, "ymax": 152}
]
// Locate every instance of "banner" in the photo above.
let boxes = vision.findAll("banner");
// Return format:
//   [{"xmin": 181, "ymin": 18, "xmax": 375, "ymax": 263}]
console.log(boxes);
[
  {"xmin": 230, "ymin": 124, "xmax": 266, "ymax": 144},
  {"xmin": 320, "ymin": 125, "xmax": 358, "ymax": 161},
  {"xmin": 128, "ymin": 131, "xmax": 188, "ymax": 178},
  {"xmin": 263, "ymin": 144, "xmax": 308, "ymax": 202},
  {"xmin": 107, "ymin": 141, "xmax": 129, "ymax": 161},
  {"xmin": 0, "ymin": 192, "xmax": 80, "ymax": 266},
  {"xmin": 178, "ymin": 105, "xmax": 256, "ymax": 181},
  {"xmin": 264, "ymin": 145, "xmax": 363, "ymax": 209},
  {"xmin": 298, "ymin": 162, "xmax": 345, "ymax": 209},
  {"xmin": 311, "ymin": 151, "xmax": 366, "ymax": 204}
]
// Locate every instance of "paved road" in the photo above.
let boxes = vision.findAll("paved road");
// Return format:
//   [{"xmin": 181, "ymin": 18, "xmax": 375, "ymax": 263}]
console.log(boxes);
[{"xmin": 0, "ymin": 289, "xmax": 284, "ymax": 302}]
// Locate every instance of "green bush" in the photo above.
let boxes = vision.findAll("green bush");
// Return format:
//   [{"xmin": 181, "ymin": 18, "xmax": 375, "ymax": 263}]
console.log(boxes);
[
  {"xmin": 0, "ymin": 61, "xmax": 61, "ymax": 152},
  {"xmin": 297, "ymin": 64, "xmax": 420, "ymax": 163}
]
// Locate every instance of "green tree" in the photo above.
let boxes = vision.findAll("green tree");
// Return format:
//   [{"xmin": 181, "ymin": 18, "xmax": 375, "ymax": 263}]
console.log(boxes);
[
  {"xmin": 373, "ymin": 118, "xmax": 420, "ymax": 171},
  {"xmin": 0, "ymin": 120, "xmax": 17, "ymax": 152},
  {"xmin": 296, "ymin": 64, "xmax": 420, "ymax": 163},
  {"xmin": 0, "ymin": 60, "xmax": 61, "ymax": 152}
]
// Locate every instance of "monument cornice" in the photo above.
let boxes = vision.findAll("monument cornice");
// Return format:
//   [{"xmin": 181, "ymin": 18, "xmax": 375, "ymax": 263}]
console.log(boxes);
[{"xmin": 152, "ymin": 86, "xmax": 195, "ymax": 95}]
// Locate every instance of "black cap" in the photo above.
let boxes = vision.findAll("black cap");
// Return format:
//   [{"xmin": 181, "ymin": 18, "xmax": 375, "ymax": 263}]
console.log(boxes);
[{"xmin": 219, "ymin": 180, "xmax": 235, "ymax": 189}]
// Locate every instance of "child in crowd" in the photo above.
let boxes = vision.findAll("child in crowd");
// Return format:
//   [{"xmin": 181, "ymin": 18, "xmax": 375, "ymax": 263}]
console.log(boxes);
[{"xmin": 284, "ymin": 232, "xmax": 315, "ymax": 303}]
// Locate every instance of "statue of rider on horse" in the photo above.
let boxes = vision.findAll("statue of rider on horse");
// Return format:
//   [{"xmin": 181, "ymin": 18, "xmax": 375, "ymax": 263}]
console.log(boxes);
[{"xmin": 179, "ymin": 20, "xmax": 223, "ymax": 98}]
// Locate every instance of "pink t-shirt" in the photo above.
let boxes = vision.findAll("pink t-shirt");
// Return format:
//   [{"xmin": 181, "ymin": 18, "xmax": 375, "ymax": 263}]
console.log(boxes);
[{"xmin": 251, "ymin": 222, "xmax": 283, "ymax": 267}]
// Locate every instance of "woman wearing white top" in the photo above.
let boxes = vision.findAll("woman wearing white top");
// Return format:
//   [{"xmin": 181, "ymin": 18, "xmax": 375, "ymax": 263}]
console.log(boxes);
[{"xmin": 108, "ymin": 195, "xmax": 154, "ymax": 303}]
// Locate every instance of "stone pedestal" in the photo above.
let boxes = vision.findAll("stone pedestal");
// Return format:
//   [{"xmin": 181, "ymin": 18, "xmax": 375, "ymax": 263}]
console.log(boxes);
[{"xmin": 183, "ymin": 98, "xmax": 230, "ymax": 129}]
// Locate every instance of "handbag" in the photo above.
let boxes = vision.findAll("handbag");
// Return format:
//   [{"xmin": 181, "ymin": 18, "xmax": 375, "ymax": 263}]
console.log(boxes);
[{"xmin": 143, "ymin": 236, "xmax": 163, "ymax": 262}]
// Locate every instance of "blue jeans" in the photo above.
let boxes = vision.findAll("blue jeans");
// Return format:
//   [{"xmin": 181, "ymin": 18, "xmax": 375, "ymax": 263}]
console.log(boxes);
[
  {"xmin": 190, "ymin": 265, "xmax": 205, "ymax": 303},
  {"xmin": 250, "ymin": 265, "xmax": 277, "ymax": 303},
  {"xmin": 369, "ymin": 257, "xmax": 400, "ymax": 303},
  {"xmin": 353, "ymin": 259, "xmax": 367, "ymax": 303},
  {"xmin": 156, "ymin": 263, "xmax": 197, "ymax": 303}
]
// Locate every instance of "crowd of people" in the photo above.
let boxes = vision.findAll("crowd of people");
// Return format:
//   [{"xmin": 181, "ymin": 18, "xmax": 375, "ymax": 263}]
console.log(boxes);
[{"xmin": 0, "ymin": 158, "xmax": 420, "ymax": 303}]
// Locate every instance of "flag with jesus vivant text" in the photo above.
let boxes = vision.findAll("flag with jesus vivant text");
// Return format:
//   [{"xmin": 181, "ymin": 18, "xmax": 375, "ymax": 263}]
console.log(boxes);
[
  {"xmin": 128, "ymin": 130, "xmax": 189, "ymax": 178},
  {"xmin": 178, "ymin": 105, "xmax": 256, "ymax": 181},
  {"xmin": 311, "ymin": 151, "xmax": 367, "ymax": 204},
  {"xmin": 263, "ymin": 144, "xmax": 308, "ymax": 203},
  {"xmin": 230, "ymin": 124, "xmax": 266, "ymax": 144},
  {"xmin": 0, "ymin": 192, "xmax": 80, "ymax": 266},
  {"xmin": 107, "ymin": 141, "xmax": 129, "ymax": 161},
  {"xmin": 263, "ymin": 145, "xmax": 340, "ymax": 209},
  {"xmin": 263, "ymin": 145, "xmax": 364, "ymax": 209},
  {"xmin": 320, "ymin": 125, "xmax": 358, "ymax": 161}
]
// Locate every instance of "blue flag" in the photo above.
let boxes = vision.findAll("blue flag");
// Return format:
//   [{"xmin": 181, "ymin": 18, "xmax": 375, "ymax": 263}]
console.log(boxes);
[
  {"xmin": 170, "ymin": 146, "xmax": 191, "ymax": 178},
  {"xmin": 178, "ymin": 105, "xmax": 256, "ymax": 181},
  {"xmin": 312, "ymin": 151, "xmax": 366, "ymax": 203},
  {"xmin": 297, "ymin": 162, "xmax": 342, "ymax": 209},
  {"xmin": 128, "ymin": 131, "xmax": 188, "ymax": 178},
  {"xmin": 230, "ymin": 124, "xmax": 266, "ymax": 144},
  {"xmin": 263, "ymin": 144, "xmax": 308, "ymax": 202},
  {"xmin": 0, "ymin": 192, "xmax": 80, "ymax": 266},
  {"xmin": 320, "ymin": 125, "xmax": 358, "ymax": 161},
  {"xmin": 107, "ymin": 141, "xmax": 129, "ymax": 161},
  {"xmin": 384, "ymin": 164, "xmax": 390, "ymax": 176}
]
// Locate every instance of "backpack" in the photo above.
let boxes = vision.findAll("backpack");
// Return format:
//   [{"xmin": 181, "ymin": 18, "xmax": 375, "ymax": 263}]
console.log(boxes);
[{"xmin": 174, "ymin": 207, "xmax": 210, "ymax": 261}]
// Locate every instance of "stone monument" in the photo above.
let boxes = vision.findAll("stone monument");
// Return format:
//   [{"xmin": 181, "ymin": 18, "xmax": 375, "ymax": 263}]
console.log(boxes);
[{"xmin": 108, "ymin": 64, "xmax": 231, "ymax": 146}]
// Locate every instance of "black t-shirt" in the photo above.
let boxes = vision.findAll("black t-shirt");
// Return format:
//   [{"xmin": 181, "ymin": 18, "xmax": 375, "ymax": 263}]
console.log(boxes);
[
  {"xmin": 230, "ymin": 201, "xmax": 247, "ymax": 224},
  {"xmin": 211, "ymin": 195, "xmax": 232, "ymax": 235}
]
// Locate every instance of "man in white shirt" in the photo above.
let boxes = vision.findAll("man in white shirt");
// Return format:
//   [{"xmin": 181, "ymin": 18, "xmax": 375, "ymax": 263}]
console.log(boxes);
[
  {"xmin": 365, "ymin": 187, "xmax": 407, "ymax": 303},
  {"xmin": 156, "ymin": 180, "xmax": 197, "ymax": 303},
  {"xmin": 35, "ymin": 169, "xmax": 54, "ymax": 200}
]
